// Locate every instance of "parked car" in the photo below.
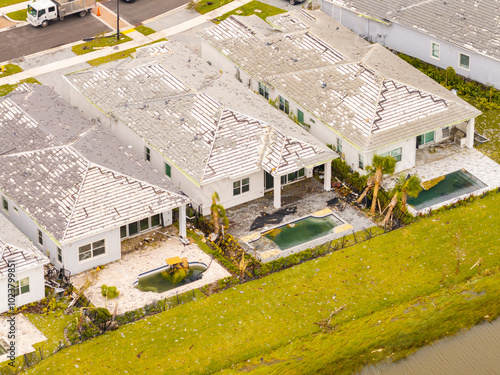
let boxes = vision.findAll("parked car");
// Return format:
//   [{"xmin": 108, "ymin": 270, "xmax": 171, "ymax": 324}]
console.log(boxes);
[{"xmin": 289, "ymin": 0, "xmax": 306, "ymax": 4}]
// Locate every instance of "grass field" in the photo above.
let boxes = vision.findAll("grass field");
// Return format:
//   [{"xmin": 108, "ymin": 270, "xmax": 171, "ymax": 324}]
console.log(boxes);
[
  {"xmin": 134, "ymin": 25, "xmax": 155, "ymax": 36},
  {"xmin": 86, "ymin": 39, "xmax": 167, "ymax": 66},
  {"xmin": 475, "ymin": 109, "xmax": 500, "ymax": 163},
  {"xmin": 214, "ymin": 0, "xmax": 286, "ymax": 23},
  {"xmin": 0, "ymin": 63, "xmax": 22, "ymax": 79},
  {"xmin": 0, "ymin": 77, "xmax": 40, "ymax": 96},
  {"xmin": 27, "ymin": 193, "xmax": 500, "ymax": 374},
  {"xmin": 6, "ymin": 8, "xmax": 26, "ymax": 21},
  {"xmin": 194, "ymin": 0, "xmax": 234, "ymax": 14},
  {"xmin": 72, "ymin": 34, "xmax": 132, "ymax": 56},
  {"xmin": 0, "ymin": 0, "xmax": 24, "ymax": 7}
]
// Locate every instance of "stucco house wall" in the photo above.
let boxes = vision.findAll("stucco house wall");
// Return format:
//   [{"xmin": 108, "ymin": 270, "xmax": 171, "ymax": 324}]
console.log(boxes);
[
  {"xmin": 0, "ymin": 266, "xmax": 45, "ymax": 313},
  {"xmin": 321, "ymin": 1, "xmax": 500, "ymax": 89}
]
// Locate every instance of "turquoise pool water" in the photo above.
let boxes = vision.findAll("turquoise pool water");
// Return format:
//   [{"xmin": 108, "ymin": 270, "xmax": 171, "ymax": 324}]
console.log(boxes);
[
  {"xmin": 408, "ymin": 169, "xmax": 487, "ymax": 210},
  {"xmin": 262, "ymin": 214, "xmax": 342, "ymax": 251}
]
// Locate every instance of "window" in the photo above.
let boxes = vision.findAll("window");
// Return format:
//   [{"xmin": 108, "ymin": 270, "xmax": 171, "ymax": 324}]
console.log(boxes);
[
  {"xmin": 129, "ymin": 222, "xmax": 139, "ymax": 236},
  {"xmin": 279, "ymin": 96, "xmax": 289, "ymax": 115},
  {"xmin": 165, "ymin": 162, "xmax": 171, "ymax": 178},
  {"xmin": 38, "ymin": 229, "xmax": 43, "ymax": 246},
  {"xmin": 297, "ymin": 109, "xmax": 304, "ymax": 123},
  {"xmin": 310, "ymin": 118, "xmax": 315, "ymax": 124},
  {"xmin": 48, "ymin": 6, "xmax": 55, "ymax": 12},
  {"xmin": 121, "ymin": 214, "xmax": 162, "ymax": 239},
  {"xmin": 12, "ymin": 278, "xmax": 30, "ymax": 296},
  {"xmin": 379, "ymin": 147, "xmax": 402, "ymax": 162},
  {"xmin": 459, "ymin": 53, "xmax": 470, "ymax": 69},
  {"xmin": 337, "ymin": 138, "xmax": 342, "ymax": 154},
  {"xmin": 233, "ymin": 178, "xmax": 250, "ymax": 196},
  {"xmin": 78, "ymin": 240, "xmax": 105, "ymax": 262},
  {"xmin": 2, "ymin": 197, "xmax": 8, "ymax": 212},
  {"xmin": 145, "ymin": 146, "xmax": 151, "ymax": 162},
  {"xmin": 417, "ymin": 131, "xmax": 435, "ymax": 147},
  {"xmin": 280, "ymin": 168, "xmax": 305, "ymax": 185},
  {"xmin": 151, "ymin": 214, "xmax": 161, "ymax": 227},
  {"xmin": 258, "ymin": 82, "xmax": 269, "ymax": 100},
  {"xmin": 57, "ymin": 247, "xmax": 62, "ymax": 263},
  {"xmin": 431, "ymin": 42, "xmax": 440, "ymax": 59},
  {"xmin": 358, "ymin": 154, "xmax": 364, "ymax": 170},
  {"xmin": 38, "ymin": 9, "xmax": 45, "ymax": 16},
  {"xmin": 140, "ymin": 218, "xmax": 149, "ymax": 232}
]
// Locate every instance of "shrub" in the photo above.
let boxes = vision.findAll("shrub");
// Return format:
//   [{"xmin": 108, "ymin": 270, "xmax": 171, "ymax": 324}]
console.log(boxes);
[{"xmin": 101, "ymin": 285, "xmax": 119, "ymax": 299}]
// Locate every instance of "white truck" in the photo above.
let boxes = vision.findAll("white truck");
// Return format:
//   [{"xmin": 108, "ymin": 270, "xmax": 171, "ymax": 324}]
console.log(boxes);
[{"xmin": 27, "ymin": 0, "xmax": 96, "ymax": 28}]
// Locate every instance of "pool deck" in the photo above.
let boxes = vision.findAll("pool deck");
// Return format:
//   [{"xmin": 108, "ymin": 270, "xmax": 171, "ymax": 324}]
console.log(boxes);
[
  {"xmin": 384, "ymin": 145, "xmax": 500, "ymax": 213},
  {"xmin": 227, "ymin": 178, "xmax": 376, "ymax": 262},
  {"xmin": 71, "ymin": 227, "xmax": 231, "ymax": 315}
]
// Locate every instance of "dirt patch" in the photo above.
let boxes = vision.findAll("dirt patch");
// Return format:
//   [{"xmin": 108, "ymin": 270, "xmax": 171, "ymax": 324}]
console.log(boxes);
[{"xmin": 0, "ymin": 16, "xmax": 15, "ymax": 30}]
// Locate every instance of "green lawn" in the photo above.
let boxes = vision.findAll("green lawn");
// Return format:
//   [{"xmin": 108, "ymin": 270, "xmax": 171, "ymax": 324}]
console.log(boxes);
[
  {"xmin": 72, "ymin": 34, "xmax": 132, "ymax": 56},
  {"xmin": 194, "ymin": 0, "xmax": 234, "ymax": 14},
  {"xmin": 475, "ymin": 109, "xmax": 500, "ymax": 163},
  {"xmin": 0, "ymin": 63, "xmax": 22, "ymax": 78},
  {"xmin": 214, "ymin": 0, "xmax": 286, "ymax": 23},
  {"xmin": 86, "ymin": 39, "xmax": 167, "ymax": 66},
  {"xmin": 0, "ymin": 78, "xmax": 40, "ymax": 97},
  {"xmin": 6, "ymin": 8, "xmax": 26, "ymax": 21},
  {"xmin": 28, "ymin": 193, "xmax": 500, "ymax": 374},
  {"xmin": 0, "ymin": 0, "xmax": 25, "ymax": 7},
  {"xmin": 134, "ymin": 25, "xmax": 155, "ymax": 36}
]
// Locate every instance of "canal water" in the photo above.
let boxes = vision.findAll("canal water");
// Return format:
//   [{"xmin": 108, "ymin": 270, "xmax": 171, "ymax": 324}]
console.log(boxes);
[{"xmin": 359, "ymin": 318, "xmax": 500, "ymax": 375}]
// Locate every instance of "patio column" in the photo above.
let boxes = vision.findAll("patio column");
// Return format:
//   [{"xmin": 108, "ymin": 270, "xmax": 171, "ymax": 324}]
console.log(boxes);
[
  {"xmin": 466, "ymin": 118, "xmax": 475, "ymax": 148},
  {"xmin": 324, "ymin": 160, "xmax": 332, "ymax": 191},
  {"xmin": 273, "ymin": 175, "xmax": 281, "ymax": 209},
  {"xmin": 179, "ymin": 204, "xmax": 187, "ymax": 238}
]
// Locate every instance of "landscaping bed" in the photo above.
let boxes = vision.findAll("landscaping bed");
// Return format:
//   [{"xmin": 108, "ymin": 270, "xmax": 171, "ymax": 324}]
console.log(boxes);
[{"xmin": 212, "ymin": 0, "xmax": 286, "ymax": 23}]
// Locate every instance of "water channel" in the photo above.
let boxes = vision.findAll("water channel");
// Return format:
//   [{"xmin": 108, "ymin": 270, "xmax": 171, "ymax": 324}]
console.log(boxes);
[{"xmin": 359, "ymin": 318, "xmax": 500, "ymax": 375}]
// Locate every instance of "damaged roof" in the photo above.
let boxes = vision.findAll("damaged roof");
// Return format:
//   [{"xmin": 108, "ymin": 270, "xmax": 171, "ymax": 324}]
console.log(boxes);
[
  {"xmin": 333, "ymin": 0, "xmax": 500, "ymax": 61},
  {"xmin": 0, "ymin": 214, "xmax": 49, "ymax": 277},
  {"xmin": 0, "ymin": 86, "xmax": 189, "ymax": 245},
  {"xmin": 199, "ymin": 10, "xmax": 481, "ymax": 151},
  {"xmin": 65, "ymin": 41, "xmax": 335, "ymax": 185}
]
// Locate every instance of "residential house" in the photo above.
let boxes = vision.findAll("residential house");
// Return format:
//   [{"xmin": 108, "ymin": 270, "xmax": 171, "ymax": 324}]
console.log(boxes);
[
  {"xmin": 0, "ymin": 214, "xmax": 50, "ymax": 313},
  {"xmin": 321, "ymin": 0, "xmax": 500, "ymax": 89},
  {"xmin": 64, "ymin": 41, "xmax": 336, "ymax": 214},
  {"xmin": 0, "ymin": 84, "xmax": 190, "ymax": 275},
  {"xmin": 199, "ymin": 10, "xmax": 481, "ymax": 174}
]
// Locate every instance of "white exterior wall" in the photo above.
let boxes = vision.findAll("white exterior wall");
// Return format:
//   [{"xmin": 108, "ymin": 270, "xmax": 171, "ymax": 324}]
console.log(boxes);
[
  {"xmin": 61, "ymin": 228, "xmax": 121, "ymax": 275},
  {"xmin": 322, "ymin": 1, "xmax": 500, "ymax": 89},
  {"xmin": 199, "ymin": 170, "xmax": 264, "ymax": 215},
  {"xmin": 0, "ymin": 195, "xmax": 59, "ymax": 264},
  {"xmin": 0, "ymin": 266, "xmax": 45, "ymax": 313}
]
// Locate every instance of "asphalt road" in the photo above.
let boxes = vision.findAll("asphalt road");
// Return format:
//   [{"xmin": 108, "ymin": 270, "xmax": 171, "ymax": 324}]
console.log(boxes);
[
  {"xmin": 0, "ymin": 14, "xmax": 110, "ymax": 63},
  {"xmin": 101, "ymin": 0, "xmax": 189, "ymax": 26}
]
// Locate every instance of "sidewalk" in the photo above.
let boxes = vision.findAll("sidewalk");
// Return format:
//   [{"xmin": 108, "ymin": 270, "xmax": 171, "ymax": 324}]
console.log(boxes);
[{"xmin": 0, "ymin": 0, "xmax": 252, "ymax": 86}]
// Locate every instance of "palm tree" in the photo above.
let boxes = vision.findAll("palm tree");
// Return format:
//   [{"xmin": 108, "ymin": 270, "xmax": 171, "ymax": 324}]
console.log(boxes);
[
  {"xmin": 399, "ymin": 174, "xmax": 422, "ymax": 213},
  {"xmin": 210, "ymin": 192, "xmax": 228, "ymax": 235},
  {"xmin": 382, "ymin": 173, "xmax": 422, "ymax": 226},
  {"xmin": 382, "ymin": 189, "xmax": 399, "ymax": 227},
  {"xmin": 368, "ymin": 155, "xmax": 396, "ymax": 214},
  {"xmin": 356, "ymin": 175, "xmax": 375, "ymax": 204}
]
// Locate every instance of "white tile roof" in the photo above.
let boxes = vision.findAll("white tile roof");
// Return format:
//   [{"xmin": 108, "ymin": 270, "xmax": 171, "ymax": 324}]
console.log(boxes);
[
  {"xmin": 66, "ymin": 41, "xmax": 336, "ymax": 185},
  {"xmin": 199, "ymin": 10, "xmax": 481, "ymax": 151},
  {"xmin": 0, "ymin": 240, "xmax": 49, "ymax": 277},
  {"xmin": 0, "ymin": 97, "xmax": 190, "ymax": 245},
  {"xmin": 335, "ymin": 0, "xmax": 500, "ymax": 61}
]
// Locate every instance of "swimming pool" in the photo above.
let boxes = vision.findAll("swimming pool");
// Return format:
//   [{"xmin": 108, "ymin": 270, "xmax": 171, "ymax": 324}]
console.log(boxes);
[
  {"xmin": 133, "ymin": 262, "xmax": 207, "ymax": 293},
  {"xmin": 408, "ymin": 169, "xmax": 487, "ymax": 210},
  {"xmin": 258, "ymin": 214, "xmax": 345, "ymax": 251}
]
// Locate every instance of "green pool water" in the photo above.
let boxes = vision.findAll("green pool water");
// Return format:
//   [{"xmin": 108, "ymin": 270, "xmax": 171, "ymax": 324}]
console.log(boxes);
[
  {"xmin": 134, "ymin": 265, "xmax": 206, "ymax": 293},
  {"xmin": 408, "ymin": 169, "xmax": 487, "ymax": 210},
  {"xmin": 263, "ymin": 215, "xmax": 342, "ymax": 251}
]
